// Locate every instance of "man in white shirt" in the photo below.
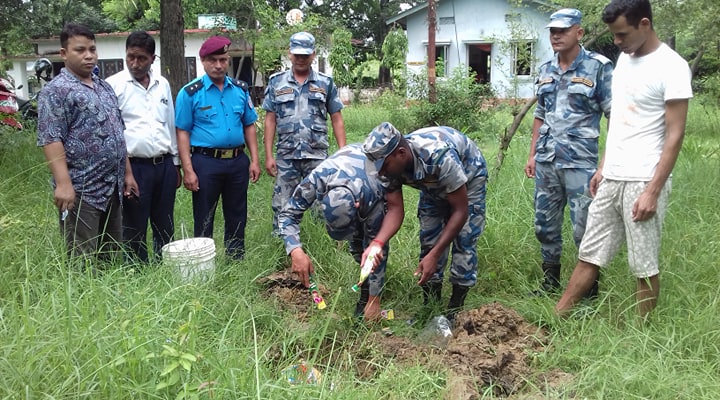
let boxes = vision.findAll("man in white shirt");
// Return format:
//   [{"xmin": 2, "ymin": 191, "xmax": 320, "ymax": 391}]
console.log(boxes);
[
  {"xmin": 106, "ymin": 31, "xmax": 179, "ymax": 264},
  {"xmin": 555, "ymin": 0, "xmax": 692, "ymax": 318}
]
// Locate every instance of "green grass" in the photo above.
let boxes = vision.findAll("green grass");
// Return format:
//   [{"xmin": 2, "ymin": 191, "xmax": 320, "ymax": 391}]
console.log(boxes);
[{"xmin": 1, "ymin": 99, "xmax": 719, "ymax": 399}]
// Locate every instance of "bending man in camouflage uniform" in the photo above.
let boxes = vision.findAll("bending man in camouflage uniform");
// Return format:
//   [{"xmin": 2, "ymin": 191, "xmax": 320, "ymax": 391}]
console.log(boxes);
[
  {"xmin": 524, "ymin": 8, "xmax": 612, "ymax": 296},
  {"xmin": 278, "ymin": 144, "xmax": 404, "ymax": 321},
  {"xmin": 263, "ymin": 31, "xmax": 347, "ymax": 236},
  {"xmin": 362, "ymin": 123, "xmax": 487, "ymax": 322}
]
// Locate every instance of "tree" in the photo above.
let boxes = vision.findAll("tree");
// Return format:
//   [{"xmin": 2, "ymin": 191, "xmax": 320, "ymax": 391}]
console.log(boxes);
[{"xmin": 160, "ymin": 0, "xmax": 186, "ymax": 97}]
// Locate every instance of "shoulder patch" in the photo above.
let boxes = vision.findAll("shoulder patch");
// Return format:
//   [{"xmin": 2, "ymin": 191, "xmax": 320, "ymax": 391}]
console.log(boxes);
[
  {"xmin": 588, "ymin": 52, "xmax": 612, "ymax": 65},
  {"xmin": 537, "ymin": 77, "xmax": 554, "ymax": 85},
  {"xmin": 231, "ymin": 78, "xmax": 249, "ymax": 91},
  {"xmin": 571, "ymin": 77, "xmax": 595, "ymax": 87},
  {"xmin": 269, "ymin": 70, "xmax": 286, "ymax": 79},
  {"xmin": 184, "ymin": 80, "xmax": 203, "ymax": 96}
]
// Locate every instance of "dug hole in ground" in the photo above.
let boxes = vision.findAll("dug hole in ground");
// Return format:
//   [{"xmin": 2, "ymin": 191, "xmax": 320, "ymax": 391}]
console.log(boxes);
[{"xmin": 259, "ymin": 268, "xmax": 573, "ymax": 399}]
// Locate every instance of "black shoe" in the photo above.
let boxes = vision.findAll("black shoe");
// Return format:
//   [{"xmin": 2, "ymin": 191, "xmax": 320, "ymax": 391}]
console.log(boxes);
[
  {"xmin": 354, "ymin": 284, "xmax": 370, "ymax": 319},
  {"xmin": 530, "ymin": 262, "xmax": 561, "ymax": 296},
  {"xmin": 446, "ymin": 284, "xmax": 470, "ymax": 322},
  {"xmin": 421, "ymin": 281, "xmax": 442, "ymax": 305}
]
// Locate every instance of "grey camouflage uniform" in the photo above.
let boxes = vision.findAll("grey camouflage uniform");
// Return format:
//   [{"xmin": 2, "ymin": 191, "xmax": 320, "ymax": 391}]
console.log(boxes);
[
  {"xmin": 277, "ymin": 144, "xmax": 388, "ymax": 296},
  {"xmin": 380, "ymin": 126, "xmax": 487, "ymax": 287},
  {"xmin": 262, "ymin": 68, "xmax": 345, "ymax": 232},
  {"xmin": 533, "ymin": 46, "xmax": 612, "ymax": 263}
]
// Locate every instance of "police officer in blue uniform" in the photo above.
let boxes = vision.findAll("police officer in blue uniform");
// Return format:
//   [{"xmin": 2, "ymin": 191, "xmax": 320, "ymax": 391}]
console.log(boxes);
[
  {"xmin": 277, "ymin": 144, "xmax": 404, "ymax": 321},
  {"xmin": 263, "ymin": 32, "xmax": 347, "ymax": 236},
  {"xmin": 525, "ymin": 9, "xmax": 613, "ymax": 295},
  {"xmin": 175, "ymin": 36, "xmax": 261, "ymax": 260},
  {"xmin": 363, "ymin": 123, "xmax": 488, "ymax": 323}
]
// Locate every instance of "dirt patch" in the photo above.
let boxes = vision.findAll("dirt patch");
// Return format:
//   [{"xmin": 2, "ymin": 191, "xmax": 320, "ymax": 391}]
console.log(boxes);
[{"xmin": 259, "ymin": 270, "xmax": 571, "ymax": 398}]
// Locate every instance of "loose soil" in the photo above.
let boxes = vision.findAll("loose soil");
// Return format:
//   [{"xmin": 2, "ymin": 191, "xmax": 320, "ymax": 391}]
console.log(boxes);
[{"xmin": 259, "ymin": 269, "xmax": 572, "ymax": 398}]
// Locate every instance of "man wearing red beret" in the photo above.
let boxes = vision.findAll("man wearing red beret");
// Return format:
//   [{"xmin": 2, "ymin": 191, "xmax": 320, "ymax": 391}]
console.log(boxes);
[{"xmin": 175, "ymin": 35, "xmax": 261, "ymax": 260}]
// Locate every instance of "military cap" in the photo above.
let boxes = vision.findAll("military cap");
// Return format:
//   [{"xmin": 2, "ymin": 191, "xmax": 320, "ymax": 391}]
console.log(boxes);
[
  {"xmin": 199, "ymin": 36, "xmax": 231, "ymax": 58},
  {"xmin": 362, "ymin": 122, "xmax": 402, "ymax": 172},
  {"xmin": 546, "ymin": 8, "xmax": 582, "ymax": 28},
  {"xmin": 289, "ymin": 32, "xmax": 315, "ymax": 55}
]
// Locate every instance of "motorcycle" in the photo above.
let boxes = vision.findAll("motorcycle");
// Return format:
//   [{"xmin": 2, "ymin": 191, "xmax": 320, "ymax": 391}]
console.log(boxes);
[
  {"xmin": 17, "ymin": 91, "xmax": 38, "ymax": 120},
  {"xmin": 0, "ymin": 77, "xmax": 22, "ymax": 130}
]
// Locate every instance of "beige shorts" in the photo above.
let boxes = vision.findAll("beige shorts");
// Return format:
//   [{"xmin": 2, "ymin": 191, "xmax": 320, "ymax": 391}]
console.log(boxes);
[{"xmin": 578, "ymin": 179, "xmax": 671, "ymax": 278}]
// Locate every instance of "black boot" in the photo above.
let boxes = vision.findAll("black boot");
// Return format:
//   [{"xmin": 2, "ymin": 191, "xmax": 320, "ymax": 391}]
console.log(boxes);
[
  {"xmin": 446, "ymin": 284, "xmax": 470, "ymax": 323},
  {"xmin": 422, "ymin": 281, "xmax": 442, "ymax": 305},
  {"xmin": 531, "ymin": 262, "xmax": 561, "ymax": 296},
  {"xmin": 354, "ymin": 284, "xmax": 370, "ymax": 318}
]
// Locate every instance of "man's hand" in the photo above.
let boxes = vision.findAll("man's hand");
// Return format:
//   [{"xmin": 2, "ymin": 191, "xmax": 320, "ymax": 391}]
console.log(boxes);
[
  {"xmin": 249, "ymin": 161, "xmax": 261, "ymax": 183},
  {"xmin": 524, "ymin": 158, "xmax": 536, "ymax": 178},
  {"xmin": 290, "ymin": 248, "xmax": 314, "ymax": 288},
  {"xmin": 54, "ymin": 182, "xmax": 76, "ymax": 212},
  {"xmin": 415, "ymin": 253, "xmax": 439, "ymax": 286},
  {"xmin": 589, "ymin": 169, "xmax": 603, "ymax": 197},
  {"xmin": 360, "ymin": 241, "xmax": 384, "ymax": 271},
  {"xmin": 183, "ymin": 169, "xmax": 199, "ymax": 192},
  {"xmin": 632, "ymin": 190, "xmax": 659, "ymax": 222},
  {"xmin": 265, "ymin": 156, "xmax": 277, "ymax": 177}
]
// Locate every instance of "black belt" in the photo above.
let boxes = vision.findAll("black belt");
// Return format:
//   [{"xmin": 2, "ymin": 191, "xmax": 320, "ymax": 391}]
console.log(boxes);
[
  {"xmin": 130, "ymin": 153, "xmax": 171, "ymax": 165},
  {"xmin": 191, "ymin": 145, "xmax": 245, "ymax": 159}
]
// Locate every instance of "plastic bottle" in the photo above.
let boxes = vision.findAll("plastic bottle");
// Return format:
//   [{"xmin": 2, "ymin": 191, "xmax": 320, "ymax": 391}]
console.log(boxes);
[
  {"xmin": 351, "ymin": 246, "xmax": 381, "ymax": 292},
  {"xmin": 308, "ymin": 274, "xmax": 326, "ymax": 309},
  {"xmin": 418, "ymin": 315, "xmax": 453, "ymax": 348}
]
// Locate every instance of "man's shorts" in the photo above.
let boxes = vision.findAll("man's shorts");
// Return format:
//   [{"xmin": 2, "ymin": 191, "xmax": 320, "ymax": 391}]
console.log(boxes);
[{"xmin": 578, "ymin": 178, "xmax": 671, "ymax": 278}]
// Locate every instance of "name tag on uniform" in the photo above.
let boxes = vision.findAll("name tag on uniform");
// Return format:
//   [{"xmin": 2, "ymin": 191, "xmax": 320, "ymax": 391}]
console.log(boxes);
[
  {"xmin": 275, "ymin": 88, "xmax": 293, "ymax": 96},
  {"xmin": 199, "ymin": 105, "xmax": 212, "ymax": 111},
  {"xmin": 309, "ymin": 87, "xmax": 327, "ymax": 95},
  {"xmin": 571, "ymin": 77, "xmax": 594, "ymax": 87}
]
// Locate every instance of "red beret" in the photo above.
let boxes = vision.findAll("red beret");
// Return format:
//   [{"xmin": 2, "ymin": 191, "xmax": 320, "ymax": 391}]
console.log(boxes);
[{"xmin": 199, "ymin": 36, "xmax": 231, "ymax": 58}]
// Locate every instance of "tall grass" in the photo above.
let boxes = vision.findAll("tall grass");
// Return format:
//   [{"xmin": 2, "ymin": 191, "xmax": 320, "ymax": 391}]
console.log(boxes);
[{"xmin": 0, "ymin": 98, "xmax": 719, "ymax": 399}]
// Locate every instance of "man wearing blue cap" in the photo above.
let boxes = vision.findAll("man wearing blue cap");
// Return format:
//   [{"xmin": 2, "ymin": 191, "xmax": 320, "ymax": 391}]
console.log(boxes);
[
  {"xmin": 362, "ymin": 122, "xmax": 487, "ymax": 323},
  {"xmin": 524, "ymin": 8, "xmax": 613, "ymax": 296},
  {"xmin": 263, "ymin": 32, "xmax": 347, "ymax": 237},
  {"xmin": 175, "ymin": 35, "xmax": 261, "ymax": 260},
  {"xmin": 277, "ymin": 144, "xmax": 404, "ymax": 321}
]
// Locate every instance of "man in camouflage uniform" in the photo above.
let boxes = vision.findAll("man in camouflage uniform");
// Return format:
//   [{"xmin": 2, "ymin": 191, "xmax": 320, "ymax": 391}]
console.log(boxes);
[
  {"xmin": 278, "ymin": 144, "xmax": 404, "ymax": 321},
  {"xmin": 524, "ymin": 8, "xmax": 613, "ymax": 296},
  {"xmin": 263, "ymin": 31, "xmax": 347, "ymax": 236},
  {"xmin": 362, "ymin": 123, "xmax": 487, "ymax": 322}
]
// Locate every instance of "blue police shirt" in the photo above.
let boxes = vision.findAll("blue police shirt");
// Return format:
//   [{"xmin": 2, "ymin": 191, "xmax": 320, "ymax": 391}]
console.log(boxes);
[{"xmin": 175, "ymin": 74, "xmax": 258, "ymax": 148}]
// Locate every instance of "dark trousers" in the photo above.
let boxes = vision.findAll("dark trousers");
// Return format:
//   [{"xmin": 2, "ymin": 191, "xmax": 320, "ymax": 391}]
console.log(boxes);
[
  {"xmin": 123, "ymin": 157, "xmax": 177, "ymax": 263},
  {"xmin": 191, "ymin": 152, "xmax": 249, "ymax": 259},
  {"xmin": 61, "ymin": 189, "xmax": 122, "ymax": 265}
]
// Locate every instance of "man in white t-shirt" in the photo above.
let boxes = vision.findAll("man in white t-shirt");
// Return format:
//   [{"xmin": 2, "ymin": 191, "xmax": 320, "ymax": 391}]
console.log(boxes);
[{"xmin": 555, "ymin": 0, "xmax": 692, "ymax": 318}]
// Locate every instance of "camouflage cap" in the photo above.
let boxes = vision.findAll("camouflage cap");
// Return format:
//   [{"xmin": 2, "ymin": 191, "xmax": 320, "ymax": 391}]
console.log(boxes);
[
  {"xmin": 320, "ymin": 186, "xmax": 358, "ymax": 240},
  {"xmin": 362, "ymin": 122, "xmax": 402, "ymax": 172},
  {"xmin": 289, "ymin": 31, "xmax": 315, "ymax": 55},
  {"xmin": 546, "ymin": 8, "xmax": 582, "ymax": 29}
]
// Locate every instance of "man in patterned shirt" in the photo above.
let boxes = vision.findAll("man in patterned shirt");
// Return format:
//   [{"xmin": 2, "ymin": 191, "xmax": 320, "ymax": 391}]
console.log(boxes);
[
  {"xmin": 263, "ymin": 32, "xmax": 347, "ymax": 236},
  {"xmin": 277, "ymin": 144, "xmax": 404, "ymax": 321},
  {"xmin": 363, "ymin": 123, "xmax": 487, "ymax": 322},
  {"xmin": 525, "ymin": 8, "xmax": 613, "ymax": 296},
  {"xmin": 37, "ymin": 23, "xmax": 138, "ymax": 263}
]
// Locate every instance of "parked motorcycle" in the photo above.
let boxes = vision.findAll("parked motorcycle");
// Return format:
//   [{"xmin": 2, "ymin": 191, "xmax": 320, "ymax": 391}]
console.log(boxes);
[
  {"xmin": 0, "ymin": 77, "xmax": 22, "ymax": 130},
  {"xmin": 17, "ymin": 92, "xmax": 38, "ymax": 120}
]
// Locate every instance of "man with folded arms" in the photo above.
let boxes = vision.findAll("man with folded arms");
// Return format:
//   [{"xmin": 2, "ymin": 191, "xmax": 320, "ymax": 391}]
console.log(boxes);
[{"xmin": 175, "ymin": 35, "xmax": 261, "ymax": 260}]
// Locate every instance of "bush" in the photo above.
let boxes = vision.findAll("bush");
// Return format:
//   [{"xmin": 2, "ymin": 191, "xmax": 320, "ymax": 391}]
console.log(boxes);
[{"xmin": 405, "ymin": 66, "xmax": 494, "ymax": 133}]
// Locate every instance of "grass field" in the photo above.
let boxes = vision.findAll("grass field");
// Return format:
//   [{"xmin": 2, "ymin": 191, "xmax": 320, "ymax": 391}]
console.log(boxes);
[{"xmin": 0, "ymin": 98, "xmax": 718, "ymax": 399}]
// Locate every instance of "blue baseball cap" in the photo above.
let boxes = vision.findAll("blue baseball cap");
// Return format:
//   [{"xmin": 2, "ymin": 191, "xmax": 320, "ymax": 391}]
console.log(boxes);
[
  {"xmin": 362, "ymin": 122, "xmax": 402, "ymax": 172},
  {"xmin": 289, "ymin": 32, "xmax": 315, "ymax": 55},
  {"xmin": 546, "ymin": 8, "xmax": 582, "ymax": 29}
]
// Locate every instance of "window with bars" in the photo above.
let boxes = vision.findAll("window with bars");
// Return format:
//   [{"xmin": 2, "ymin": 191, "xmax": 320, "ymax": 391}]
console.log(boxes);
[{"xmin": 511, "ymin": 40, "xmax": 534, "ymax": 76}]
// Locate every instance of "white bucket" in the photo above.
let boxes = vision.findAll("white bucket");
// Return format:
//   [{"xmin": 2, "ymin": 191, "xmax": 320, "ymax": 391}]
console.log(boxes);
[{"xmin": 162, "ymin": 237, "xmax": 216, "ymax": 282}]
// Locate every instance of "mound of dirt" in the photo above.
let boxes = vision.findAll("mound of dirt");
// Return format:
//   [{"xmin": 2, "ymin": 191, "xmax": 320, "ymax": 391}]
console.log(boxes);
[{"xmin": 259, "ymin": 270, "xmax": 571, "ymax": 398}]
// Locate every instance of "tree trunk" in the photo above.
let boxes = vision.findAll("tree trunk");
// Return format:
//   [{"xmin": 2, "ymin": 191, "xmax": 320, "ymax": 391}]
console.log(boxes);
[
  {"xmin": 160, "ymin": 0, "xmax": 186, "ymax": 99},
  {"xmin": 690, "ymin": 44, "xmax": 705, "ymax": 78},
  {"xmin": 427, "ymin": 0, "xmax": 437, "ymax": 103}
]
